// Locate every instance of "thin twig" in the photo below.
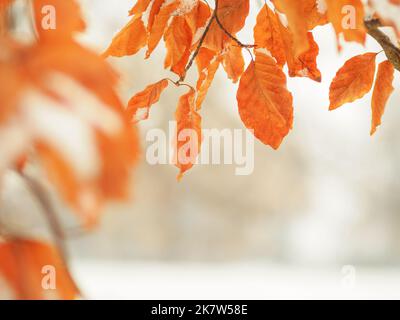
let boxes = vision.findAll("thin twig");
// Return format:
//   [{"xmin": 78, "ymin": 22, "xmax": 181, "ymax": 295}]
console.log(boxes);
[
  {"xmin": 214, "ymin": 0, "xmax": 255, "ymax": 49},
  {"xmin": 181, "ymin": 14, "xmax": 216, "ymax": 82},
  {"xmin": 20, "ymin": 172, "xmax": 83, "ymax": 298},
  {"xmin": 166, "ymin": 77, "xmax": 194, "ymax": 91},
  {"xmin": 21, "ymin": 173, "xmax": 67, "ymax": 258},
  {"xmin": 180, "ymin": 0, "xmax": 255, "ymax": 82}
]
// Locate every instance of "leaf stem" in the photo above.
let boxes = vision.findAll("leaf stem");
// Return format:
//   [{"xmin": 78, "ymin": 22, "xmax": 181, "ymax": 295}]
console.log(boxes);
[{"xmin": 166, "ymin": 77, "xmax": 194, "ymax": 91}]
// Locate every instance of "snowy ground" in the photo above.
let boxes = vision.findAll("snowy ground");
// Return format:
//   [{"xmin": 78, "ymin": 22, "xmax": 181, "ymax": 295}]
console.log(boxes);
[{"xmin": 72, "ymin": 261, "xmax": 400, "ymax": 300}]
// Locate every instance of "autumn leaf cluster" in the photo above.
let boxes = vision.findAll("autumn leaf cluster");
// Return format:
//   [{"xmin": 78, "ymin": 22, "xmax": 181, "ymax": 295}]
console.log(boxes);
[
  {"xmin": 105, "ymin": 0, "xmax": 399, "ymax": 179},
  {"xmin": 0, "ymin": 0, "xmax": 399, "ymax": 300}
]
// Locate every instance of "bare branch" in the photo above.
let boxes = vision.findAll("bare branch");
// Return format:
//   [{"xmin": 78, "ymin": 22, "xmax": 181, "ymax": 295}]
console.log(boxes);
[
  {"xmin": 365, "ymin": 18, "xmax": 400, "ymax": 72},
  {"xmin": 20, "ymin": 172, "xmax": 83, "ymax": 297}
]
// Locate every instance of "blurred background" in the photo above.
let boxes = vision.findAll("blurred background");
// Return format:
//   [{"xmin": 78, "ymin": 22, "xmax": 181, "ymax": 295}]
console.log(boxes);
[{"xmin": 1, "ymin": 0, "xmax": 400, "ymax": 299}]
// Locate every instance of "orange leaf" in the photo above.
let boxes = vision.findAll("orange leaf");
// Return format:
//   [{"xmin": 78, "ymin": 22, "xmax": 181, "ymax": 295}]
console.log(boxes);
[
  {"xmin": 329, "ymin": 52, "xmax": 377, "ymax": 110},
  {"xmin": 147, "ymin": 0, "xmax": 166, "ymax": 32},
  {"xmin": 185, "ymin": 0, "xmax": 211, "ymax": 37},
  {"xmin": 204, "ymin": 0, "xmax": 249, "ymax": 51},
  {"xmin": 103, "ymin": 15, "xmax": 147, "ymax": 58},
  {"xmin": 196, "ymin": 46, "xmax": 216, "ymax": 72},
  {"xmin": 196, "ymin": 48, "xmax": 221, "ymax": 109},
  {"xmin": 147, "ymin": 0, "xmax": 180, "ymax": 58},
  {"xmin": 96, "ymin": 125, "xmax": 139, "ymax": 202},
  {"xmin": 303, "ymin": 0, "xmax": 329, "ymax": 29},
  {"xmin": 0, "ymin": 38, "xmax": 139, "ymax": 223},
  {"xmin": 276, "ymin": 18, "xmax": 322, "ymax": 82},
  {"xmin": 286, "ymin": 31, "xmax": 322, "ymax": 82},
  {"xmin": 175, "ymin": 88, "xmax": 202, "ymax": 179},
  {"xmin": 129, "ymin": 0, "xmax": 152, "ymax": 16},
  {"xmin": 272, "ymin": 0, "xmax": 310, "ymax": 56},
  {"xmin": 0, "ymin": 0, "xmax": 13, "ymax": 35},
  {"xmin": 127, "ymin": 79, "xmax": 169, "ymax": 121},
  {"xmin": 0, "ymin": 239, "xmax": 78, "ymax": 300},
  {"xmin": 37, "ymin": 124, "xmax": 138, "ymax": 227},
  {"xmin": 254, "ymin": 5, "xmax": 321, "ymax": 81},
  {"xmin": 237, "ymin": 52, "xmax": 293, "ymax": 149},
  {"xmin": 222, "ymin": 42, "xmax": 244, "ymax": 83},
  {"xmin": 273, "ymin": 0, "xmax": 328, "ymax": 31},
  {"xmin": 214, "ymin": 0, "xmax": 249, "ymax": 33},
  {"xmin": 0, "ymin": 0, "xmax": 11, "ymax": 12},
  {"xmin": 36, "ymin": 144, "xmax": 100, "ymax": 226},
  {"xmin": 254, "ymin": 4, "xmax": 286, "ymax": 67},
  {"xmin": 0, "ymin": 40, "xmax": 25, "ymax": 120},
  {"xmin": 32, "ymin": 0, "xmax": 86, "ymax": 42},
  {"xmin": 36, "ymin": 143, "xmax": 84, "ymax": 215},
  {"xmin": 371, "ymin": 60, "xmax": 395, "ymax": 135},
  {"xmin": 164, "ymin": 16, "xmax": 193, "ymax": 77},
  {"xmin": 325, "ymin": 0, "xmax": 366, "ymax": 45},
  {"xmin": 30, "ymin": 41, "xmax": 123, "ymax": 110}
]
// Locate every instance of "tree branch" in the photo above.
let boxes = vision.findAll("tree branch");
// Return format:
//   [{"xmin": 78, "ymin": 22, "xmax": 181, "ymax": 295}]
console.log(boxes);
[
  {"xmin": 20, "ymin": 172, "xmax": 83, "ymax": 298},
  {"xmin": 181, "ymin": 14, "xmax": 216, "ymax": 82},
  {"xmin": 365, "ymin": 18, "xmax": 400, "ymax": 72}
]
